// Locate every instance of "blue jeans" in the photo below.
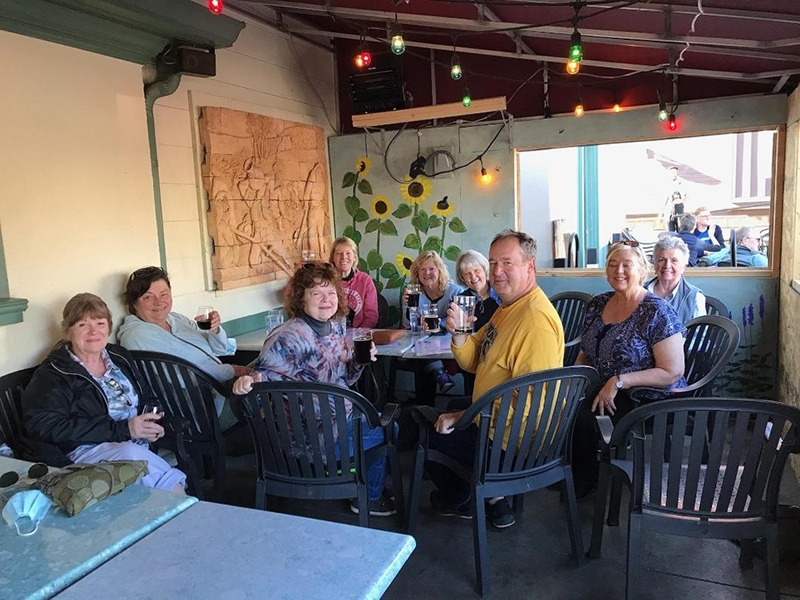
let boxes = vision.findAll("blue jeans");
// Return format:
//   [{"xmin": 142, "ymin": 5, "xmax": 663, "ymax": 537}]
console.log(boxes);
[{"xmin": 334, "ymin": 417, "xmax": 391, "ymax": 500}]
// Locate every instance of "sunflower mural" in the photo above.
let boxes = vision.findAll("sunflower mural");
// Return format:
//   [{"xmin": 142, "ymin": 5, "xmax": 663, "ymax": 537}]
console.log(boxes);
[{"xmin": 336, "ymin": 154, "xmax": 469, "ymax": 326}]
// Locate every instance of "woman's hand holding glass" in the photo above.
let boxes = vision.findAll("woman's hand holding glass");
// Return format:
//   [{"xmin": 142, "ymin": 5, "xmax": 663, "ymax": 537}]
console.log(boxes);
[{"xmin": 128, "ymin": 413, "xmax": 164, "ymax": 443}]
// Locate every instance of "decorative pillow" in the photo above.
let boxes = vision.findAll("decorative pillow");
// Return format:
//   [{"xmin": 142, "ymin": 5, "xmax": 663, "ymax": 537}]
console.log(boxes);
[
  {"xmin": 32, "ymin": 460, "xmax": 148, "ymax": 517},
  {"xmin": 372, "ymin": 329, "xmax": 405, "ymax": 345}
]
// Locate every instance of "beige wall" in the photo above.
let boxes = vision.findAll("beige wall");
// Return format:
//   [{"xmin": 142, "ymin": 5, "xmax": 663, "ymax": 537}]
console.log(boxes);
[
  {"xmin": 0, "ymin": 9, "xmax": 337, "ymax": 370},
  {"xmin": 779, "ymin": 89, "xmax": 800, "ymax": 476},
  {"xmin": 152, "ymin": 10, "xmax": 337, "ymax": 321},
  {"xmin": 0, "ymin": 30, "xmax": 158, "ymax": 369}
]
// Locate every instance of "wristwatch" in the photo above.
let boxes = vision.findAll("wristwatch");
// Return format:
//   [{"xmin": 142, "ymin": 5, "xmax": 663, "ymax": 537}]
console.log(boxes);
[{"xmin": 615, "ymin": 374, "xmax": 624, "ymax": 390}]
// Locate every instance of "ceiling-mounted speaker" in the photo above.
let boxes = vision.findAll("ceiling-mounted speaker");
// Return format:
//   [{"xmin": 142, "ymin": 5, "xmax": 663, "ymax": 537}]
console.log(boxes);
[
  {"xmin": 349, "ymin": 52, "xmax": 405, "ymax": 115},
  {"xmin": 176, "ymin": 45, "xmax": 216, "ymax": 77}
]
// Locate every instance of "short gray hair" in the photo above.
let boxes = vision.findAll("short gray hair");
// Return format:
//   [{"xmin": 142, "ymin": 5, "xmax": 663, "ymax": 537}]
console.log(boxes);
[
  {"xmin": 455, "ymin": 250, "xmax": 489, "ymax": 286},
  {"xmin": 679, "ymin": 213, "xmax": 697, "ymax": 232},
  {"xmin": 491, "ymin": 229, "xmax": 537, "ymax": 261},
  {"xmin": 736, "ymin": 226, "xmax": 758, "ymax": 241},
  {"xmin": 654, "ymin": 235, "xmax": 690, "ymax": 264}
]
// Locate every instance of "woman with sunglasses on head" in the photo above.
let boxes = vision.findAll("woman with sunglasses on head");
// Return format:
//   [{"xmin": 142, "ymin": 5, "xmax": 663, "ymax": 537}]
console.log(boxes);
[
  {"xmin": 570, "ymin": 241, "xmax": 687, "ymax": 497},
  {"xmin": 232, "ymin": 261, "xmax": 396, "ymax": 517},
  {"xmin": 118, "ymin": 266, "xmax": 251, "ymax": 384},
  {"xmin": 22, "ymin": 293, "xmax": 186, "ymax": 492}
]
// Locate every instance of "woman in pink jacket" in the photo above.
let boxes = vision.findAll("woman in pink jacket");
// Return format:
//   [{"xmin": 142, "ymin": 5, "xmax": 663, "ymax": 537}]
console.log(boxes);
[{"xmin": 330, "ymin": 237, "xmax": 379, "ymax": 328}]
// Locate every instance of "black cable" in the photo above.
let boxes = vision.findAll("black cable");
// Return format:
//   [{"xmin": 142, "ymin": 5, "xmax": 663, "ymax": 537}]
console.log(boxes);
[{"xmin": 423, "ymin": 123, "xmax": 506, "ymax": 177}]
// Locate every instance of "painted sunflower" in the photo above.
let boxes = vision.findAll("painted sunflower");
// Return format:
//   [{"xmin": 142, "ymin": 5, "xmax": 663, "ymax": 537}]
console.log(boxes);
[
  {"xmin": 400, "ymin": 175, "xmax": 433, "ymax": 205},
  {"xmin": 371, "ymin": 195, "xmax": 392, "ymax": 219},
  {"xmin": 431, "ymin": 195, "xmax": 455, "ymax": 217},
  {"xmin": 356, "ymin": 156, "xmax": 372, "ymax": 178},
  {"xmin": 395, "ymin": 253, "xmax": 414, "ymax": 277}
]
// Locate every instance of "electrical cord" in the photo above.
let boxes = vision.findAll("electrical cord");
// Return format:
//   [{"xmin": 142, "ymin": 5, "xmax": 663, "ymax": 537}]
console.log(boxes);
[{"xmin": 287, "ymin": 32, "xmax": 340, "ymax": 135}]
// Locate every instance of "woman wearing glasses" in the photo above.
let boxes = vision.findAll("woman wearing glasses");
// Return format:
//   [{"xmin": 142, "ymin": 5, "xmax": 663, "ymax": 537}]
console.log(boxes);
[
  {"xmin": 232, "ymin": 262, "xmax": 396, "ymax": 518},
  {"xmin": 22, "ymin": 293, "xmax": 186, "ymax": 492},
  {"xmin": 570, "ymin": 241, "xmax": 686, "ymax": 496}
]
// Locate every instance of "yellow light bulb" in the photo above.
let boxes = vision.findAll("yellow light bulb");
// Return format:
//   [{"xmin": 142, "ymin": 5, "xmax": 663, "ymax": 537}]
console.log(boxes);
[
  {"xmin": 480, "ymin": 167, "xmax": 492, "ymax": 184},
  {"xmin": 574, "ymin": 104, "xmax": 584, "ymax": 117},
  {"xmin": 613, "ymin": 103, "xmax": 621, "ymax": 113}
]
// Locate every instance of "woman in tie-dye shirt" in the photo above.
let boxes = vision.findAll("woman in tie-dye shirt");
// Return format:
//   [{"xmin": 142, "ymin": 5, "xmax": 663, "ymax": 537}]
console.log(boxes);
[{"xmin": 233, "ymin": 262, "xmax": 395, "ymax": 517}]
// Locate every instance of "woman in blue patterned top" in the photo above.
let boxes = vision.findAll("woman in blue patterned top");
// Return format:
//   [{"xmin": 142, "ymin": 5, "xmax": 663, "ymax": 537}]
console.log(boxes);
[
  {"xmin": 571, "ymin": 242, "xmax": 686, "ymax": 495},
  {"xmin": 232, "ymin": 262, "xmax": 395, "ymax": 517}
]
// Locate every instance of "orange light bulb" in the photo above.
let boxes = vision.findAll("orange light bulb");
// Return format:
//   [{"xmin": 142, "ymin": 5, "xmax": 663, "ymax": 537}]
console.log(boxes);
[
  {"xmin": 613, "ymin": 103, "xmax": 621, "ymax": 113},
  {"xmin": 574, "ymin": 104, "xmax": 584, "ymax": 117},
  {"xmin": 480, "ymin": 167, "xmax": 492, "ymax": 184},
  {"xmin": 566, "ymin": 60, "xmax": 580, "ymax": 75}
]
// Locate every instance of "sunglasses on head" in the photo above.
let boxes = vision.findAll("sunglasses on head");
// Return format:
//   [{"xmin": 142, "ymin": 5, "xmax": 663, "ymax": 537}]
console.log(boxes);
[
  {"xmin": 129, "ymin": 266, "xmax": 167, "ymax": 282},
  {"xmin": 610, "ymin": 240, "xmax": 640, "ymax": 248}
]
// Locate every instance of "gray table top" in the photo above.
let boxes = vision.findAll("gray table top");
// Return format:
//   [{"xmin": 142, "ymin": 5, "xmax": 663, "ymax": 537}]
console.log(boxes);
[
  {"xmin": 0, "ymin": 456, "xmax": 196, "ymax": 600},
  {"xmin": 55, "ymin": 501, "xmax": 416, "ymax": 600}
]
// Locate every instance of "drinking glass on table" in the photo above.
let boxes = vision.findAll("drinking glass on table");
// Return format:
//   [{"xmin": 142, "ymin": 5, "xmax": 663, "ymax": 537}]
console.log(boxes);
[
  {"xmin": 196, "ymin": 306, "xmax": 213, "ymax": 331},
  {"xmin": 422, "ymin": 305, "xmax": 441, "ymax": 334},
  {"xmin": 405, "ymin": 284, "xmax": 421, "ymax": 309},
  {"xmin": 265, "ymin": 310, "xmax": 284, "ymax": 333},
  {"xmin": 453, "ymin": 295, "xmax": 477, "ymax": 334},
  {"xmin": 301, "ymin": 250, "xmax": 316, "ymax": 263},
  {"xmin": 353, "ymin": 329, "xmax": 373, "ymax": 365}
]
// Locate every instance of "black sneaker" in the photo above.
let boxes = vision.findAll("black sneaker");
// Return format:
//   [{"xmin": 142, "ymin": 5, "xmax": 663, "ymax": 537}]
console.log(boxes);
[
  {"xmin": 486, "ymin": 498, "xmax": 515, "ymax": 529},
  {"xmin": 350, "ymin": 494, "xmax": 397, "ymax": 517},
  {"xmin": 430, "ymin": 490, "xmax": 472, "ymax": 520}
]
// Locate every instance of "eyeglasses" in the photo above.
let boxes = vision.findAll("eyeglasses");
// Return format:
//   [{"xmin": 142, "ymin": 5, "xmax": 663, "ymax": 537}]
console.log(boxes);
[
  {"xmin": 0, "ymin": 463, "xmax": 49, "ymax": 488},
  {"xmin": 610, "ymin": 240, "xmax": 640, "ymax": 248},
  {"xmin": 129, "ymin": 266, "xmax": 167, "ymax": 282},
  {"xmin": 106, "ymin": 378, "xmax": 133, "ymax": 407}
]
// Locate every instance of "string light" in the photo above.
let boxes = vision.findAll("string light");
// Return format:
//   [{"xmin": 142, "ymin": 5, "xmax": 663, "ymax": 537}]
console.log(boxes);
[
  {"xmin": 613, "ymin": 103, "xmax": 621, "ymax": 113},
  {"xmin": 450, "ymin": 53, "xmax": 463, "ymax": 80},
  {"xmin": 354, "ymin": 51, "xmax": 372, "ymax": 69},
  {"xmin": 566, "ymin": 59, "xmax": 580, "ymax": 75},
  {"xmin": 569, "ymin": 28, "xmax": 583, "ymax": 62},
  {"xmin": 208, "ymin": 0, "xmax": 223, "ymax": 14},
  {"xmin": 574, "ymin": 89, "xmax": 584, "ymax": 117},
  {"xmin": 390, "ymin": 21, "xmax": 405, "ymax": 55},
  {"xmin": 462, "ymin": 86, "xmax": 472, "ymax": 107},
  {"xmin": 479, "ymin": 158, "xmax": 492, "ymax": 184},
  {"xmin": 668, "ymin": 113, "xmax": 677, "ymax": 131}
]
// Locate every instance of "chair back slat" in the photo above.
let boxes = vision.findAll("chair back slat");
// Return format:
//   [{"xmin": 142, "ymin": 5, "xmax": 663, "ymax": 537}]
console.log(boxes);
[
  {"xmin": 302, "ymin": 391, "xmax": 327, "ymax": 476},
  {"xmin": 613, "ymin": 398, "xmax": 800, "ymax": 519},
  {"xmin": 287, "ymin": 393, "xmax": 314, "ymax": 479},
  {"xmin": 335, "ymin": 395, "xmax": 353, "ymax": 476},
  {"xmin": 681, "ymin": 316, "xmax": 740, "ymax": 393},
  {"xmin": 549, "ymin": 292, "xmax": 593, "ymax": 367},
  {"xmin": 317, "ymin": 392, "xmax": 341, "ymax": 476},
  {"xmin": 704, "ymin": 296, "xmax": 728, "ymax": 317},
  {"xmin": 459, "ymin": 367, "xmax": 599, "ymax": 479},
  {"xmin": 0, "ymin": 368, "xmax": 36, "ymax": 452}
]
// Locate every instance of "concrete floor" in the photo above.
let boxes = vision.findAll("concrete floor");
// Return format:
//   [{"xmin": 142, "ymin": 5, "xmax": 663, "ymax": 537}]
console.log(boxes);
[{"xmin": 219, "ymin": 447, "xmax": 800, "ymax": 600}]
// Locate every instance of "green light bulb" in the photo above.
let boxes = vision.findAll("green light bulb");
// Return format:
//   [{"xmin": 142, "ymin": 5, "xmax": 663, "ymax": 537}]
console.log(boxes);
[
  {"xmin": 462, "ymin": 87, "xmax": 471, "ymax": 107},
  {"xmin": 391, "ymin": 35, "xmax": 405, "ymax": 55},
  {"xmin": 451, "ymin": 54, "xmax": 462, "ymax": 80},
  {"xmin": 569, "ymin": 44, "xmax": 583, "ymax": 62}
]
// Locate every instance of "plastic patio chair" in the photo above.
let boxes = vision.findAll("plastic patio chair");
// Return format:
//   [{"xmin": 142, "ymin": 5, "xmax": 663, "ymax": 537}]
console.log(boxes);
[
  {"xmin": 0, "ymin": 367, "xmax": 36, "ymax": 455},
  {"xmin": 550, "ymin": 291, "xmax": 593, "ymax": 367},
  {"xmin": 406, "ymin": 366, "xmax": 599, "ymax": 596},
  {"xmin": 591, "ymin": 398, "xmax": 800, "ymax": 600},
  {"xmin": 704, "ymin": 296, "xmax": 728, "ymax": 317}
]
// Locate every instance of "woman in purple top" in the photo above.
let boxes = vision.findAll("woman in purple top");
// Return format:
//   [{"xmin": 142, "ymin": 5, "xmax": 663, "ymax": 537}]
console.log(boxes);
[
  {"xmin": 572, "ymin": 242, "xmax": 686, "ymax": 495},
  {"xmin": 232, "ymin": 262, "xmax": 395, "ymax": 517}
]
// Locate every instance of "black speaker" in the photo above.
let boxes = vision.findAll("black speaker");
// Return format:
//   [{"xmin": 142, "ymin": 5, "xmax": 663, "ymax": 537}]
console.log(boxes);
[
  {"xmin": 176, "ymin": 45, "xmax": 216, "ymax": 77},
  {"xmin": 349, "ymin": 52, "xmax": 405, "ymax": 114}
]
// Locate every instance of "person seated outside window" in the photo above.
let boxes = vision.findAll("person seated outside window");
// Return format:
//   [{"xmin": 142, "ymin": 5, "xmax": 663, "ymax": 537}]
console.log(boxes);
[
  {"xmin": 693, "ymin": 206, "xmax": 724, "ymax": 252},
  {"xmin": 675, "ymin": 214, "xmax": 704, "ymax": 266},
  {"xmin": 701, "ymin": 226, "xmax": 768, "ymax": 267}
]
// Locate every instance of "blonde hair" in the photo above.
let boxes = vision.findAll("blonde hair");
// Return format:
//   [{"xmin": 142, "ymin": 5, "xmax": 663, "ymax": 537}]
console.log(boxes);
[
  {"xmin": 410, "ymin": 251, "xmax": 450, "ymax": 298},
  {"xmin": 328, "ymin": 236, "xmax": 359, "ymax": 264},
  {"xmin": 61, "ymin": 293, "xmax": 112, "ymax": 337},
  {"xmin": 606, "ymin": 244, "xmax": 650, "ymax": 286}
]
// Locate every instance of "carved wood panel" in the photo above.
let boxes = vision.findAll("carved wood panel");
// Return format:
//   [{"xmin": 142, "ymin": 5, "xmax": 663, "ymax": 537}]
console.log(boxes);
[{"xmin": 198, "ymin": 106, "xmax": 331, "ymax": 290}]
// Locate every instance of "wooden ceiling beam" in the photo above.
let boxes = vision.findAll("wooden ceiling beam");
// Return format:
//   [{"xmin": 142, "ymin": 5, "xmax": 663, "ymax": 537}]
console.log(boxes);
[{"xmin": 351, "ymin": 96, "xmax": 507, "ymax": 128}]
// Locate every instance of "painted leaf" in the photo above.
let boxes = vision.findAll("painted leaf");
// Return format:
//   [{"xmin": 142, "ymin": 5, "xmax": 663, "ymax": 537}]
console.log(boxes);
[
  {"xmin": 386, "ymin": 274, "xmax": 404, "ymax": 289},
  {"xmin": 354, "ymin": 208, "xmax": 369, "ymax": 223},
  {"xmin": 403, "ymin": 233, "xmax": 421, "ymax": 250},
  {"xmin": 411, "ymin": 210, "xmax": 429, "ymax": 234},
  {"xmin": 364, "ymin": 219, "xmax": 380, "ymax": 233},
  {"xmin": 357, "ymin": 179, "xmax": 373, "ymax": 195},
  {"xmin": 429, "ymin": 215, "xmax": 443, "ymax": 229},
  {"xmin": 444, "ymin": 245, "xmax": 461, "ymax": 261},
  {"xmin": 380, "ymin": 262, "xmax": 399, "ymax": 278},
  {"xmin": 448, "ymin": 217, "xmax": 468, "ymax": 233},
  {"xmin": 344, "ymin": 196, "xmax": 360, "ymax": 217},
  {"xmin": 357, "ymin": 257, "xmax": 368, "ymax": 272},
  {"xmin": 387, "ymin": 306, "xmax": 402, "ymax": 328},
  {"xmin": 342, "ymin": 172, "xmax": 357, "ymax": 188},
  {"xmin": 380, "ymin": 220, "xmax": 398, "ymax": 236},
  {"xmin": 343, "ymin": 226, "xmax": 362, "ymax": 245},
  {"xmin": 367, "ymin": 249, "xmax": 383, "ymax": 270},
  {"xmin": 392, "ymin": 203, "xmax": 413, "ymax": 219},
  {"xmin": 423, "ymin": 236, "xmax": 442, "ymax": 253},
  {"xmin": 374, "ymin": 279, "xmax": 384, "ymax": 293}
]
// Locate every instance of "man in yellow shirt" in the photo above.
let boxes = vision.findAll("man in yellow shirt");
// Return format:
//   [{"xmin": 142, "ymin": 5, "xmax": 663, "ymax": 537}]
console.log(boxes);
[{"xmin": 428, "ymin": 229, "xmax": 564, "ymax": 529}]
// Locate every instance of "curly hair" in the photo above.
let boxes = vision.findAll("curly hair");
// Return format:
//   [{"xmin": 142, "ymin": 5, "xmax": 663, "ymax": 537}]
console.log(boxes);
[
  {"xmin": 284, "ymin": 262, "xmax": 348, "ymax": 320},
  {"xmin": 410, "ymin": 251, "xmax": 450, "ymax": 298}
]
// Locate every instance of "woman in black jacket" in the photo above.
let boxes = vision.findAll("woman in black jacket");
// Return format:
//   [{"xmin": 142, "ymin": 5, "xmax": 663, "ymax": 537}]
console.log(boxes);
[{"xmin": 22, "ymin": 293, "xmax": 186, "ymax": 492}]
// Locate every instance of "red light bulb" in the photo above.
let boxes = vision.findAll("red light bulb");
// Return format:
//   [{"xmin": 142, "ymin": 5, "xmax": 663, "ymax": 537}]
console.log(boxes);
[
  {"xmin": 208, "ymin": 0, "xmax": 223, "ymax": 14},
  {"xmin": 361, "ymin": 51, "xmax": 372, "ymax": 67},
  {"xmin": 668, "ymin": 113, "xmax": 677, "ymax": 131}
]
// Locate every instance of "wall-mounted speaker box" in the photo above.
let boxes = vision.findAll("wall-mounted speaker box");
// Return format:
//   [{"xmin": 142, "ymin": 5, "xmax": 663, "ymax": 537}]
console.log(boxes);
[
  {"xmin": 176, "ymin": 45, "xmax": 216, "ymax": 77},
  {"xmin": 349, "ymin": 52, "xmax": 405, "ymax": 114}
]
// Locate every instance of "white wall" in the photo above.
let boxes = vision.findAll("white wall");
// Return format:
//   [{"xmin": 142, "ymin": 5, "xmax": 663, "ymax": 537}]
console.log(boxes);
[
  {"xmin": 0, "ymin": 30, "xmax": 158, "ymax": 369},
  {"xmin": 152, "ymin": 9, "xmax": 337, "ymax": 320}
]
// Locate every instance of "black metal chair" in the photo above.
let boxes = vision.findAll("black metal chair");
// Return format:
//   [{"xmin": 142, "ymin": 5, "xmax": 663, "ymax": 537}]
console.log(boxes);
[
  {"xmin": 550, "ymin": 291, "xmax": 593, "ymax": 367},
  {"xmin": 406, "ymin": 366, "xmax": 599, "ymax": 596},
  {"xmin": 591, "ymin": 315, "xmax": 740, "ymax": 553},
  {"xmin": 704, "ymin": 295, "xmax": 728, "ymax": 317},
  {"xmin": 235, "ymin": 381, "xmax": 404, "ymax": 529},
  {"xmin": 592, "ymin": 398, "xmax": 800, "ymax": 600},
  {"xmin": 130, "ymin": 351, "xmax": 232, "ymax": 500},
  {"xmin": 0, "ymin": 367, "xmax": 36, "ymax": 454}
]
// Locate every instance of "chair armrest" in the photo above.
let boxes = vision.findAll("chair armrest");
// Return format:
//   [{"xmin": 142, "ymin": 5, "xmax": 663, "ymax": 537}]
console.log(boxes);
[
  {"xmin": 595, "ymin": 415, "xmax": 614, "ymax": 447},
  {"xmin": 628, "ymin": 385, "xmax": 698, "ymax": 404},
  {"xmin": 379, "ymin": 403, "xmax": 402, "ymax": 427},
  {"xmin": 161, "ymin": 415, "xmax": 191, "ymax": 436},
  {"xmin": 412, "ymin": 405, "xmax": 446, "ymax": 425}
]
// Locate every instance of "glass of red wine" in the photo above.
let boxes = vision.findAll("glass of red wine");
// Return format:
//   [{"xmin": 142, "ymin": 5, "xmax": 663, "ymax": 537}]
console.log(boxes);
[{"xmin": 196, "ymin": 306, "xmax": 213, "ymax": 330}]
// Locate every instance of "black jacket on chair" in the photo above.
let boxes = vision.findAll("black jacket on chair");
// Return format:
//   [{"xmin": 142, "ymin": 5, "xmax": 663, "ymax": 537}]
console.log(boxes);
[{"xmin": 22, "ymin": 343, "xmax": 158, "ymax": 458}]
